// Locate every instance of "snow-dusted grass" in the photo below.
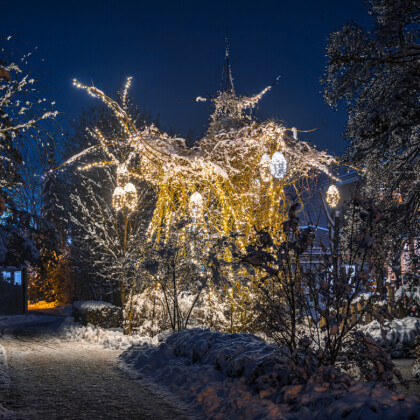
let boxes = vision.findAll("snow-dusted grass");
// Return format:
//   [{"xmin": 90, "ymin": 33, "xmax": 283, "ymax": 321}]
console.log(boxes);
[
  {"xmin": 120, "ymin": 328, "xmax": 420, "ymax": 419},
  {"xmin": 63, "ymin": 322, "xmax": 156, "ymax": 350},
  {"xmin": 360, "ymin": 317, "xmax": 420, "ymax": 357}
]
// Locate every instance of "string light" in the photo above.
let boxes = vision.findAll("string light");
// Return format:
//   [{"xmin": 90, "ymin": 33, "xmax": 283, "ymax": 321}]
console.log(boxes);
[
  {"xmin": 259, "ymin": 154, "xmax": 272, "ymax": 182},
  {"xmin": 62, "ymin": 75, "xmax": 340, "ymax": 242},
  {"xmin": 270, "ymin": 151, "xmax": 287, "ymax": 179},
  {"xmin": 124, "ymin": 182, "xmax": 138, "ymax": 210},
  {"xmin": 326, "ymin": 184, "xmax": 340, "ymax": 208},
  {"xmin": 112, "ymin": 186, "xmax": 125, "ymax": 211},
  {"xmin": 189, "ymin": 191, "xmax": 204, "ymax": 219}
]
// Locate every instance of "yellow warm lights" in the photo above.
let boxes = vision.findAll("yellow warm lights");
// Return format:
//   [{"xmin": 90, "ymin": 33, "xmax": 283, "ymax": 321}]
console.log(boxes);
[
  {"xmin": 326, "ymin": 184, "xmax": 340, "ymax": 208},
  {"xmin": 63, "ymin": 76, "xmax": 339, "ymax": 243}
]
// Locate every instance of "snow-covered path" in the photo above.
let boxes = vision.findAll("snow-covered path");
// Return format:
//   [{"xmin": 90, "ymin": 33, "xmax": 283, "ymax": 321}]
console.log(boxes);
[{"xmin": 0, "ymin": 314, "xmax": 191, "ymax": 419}]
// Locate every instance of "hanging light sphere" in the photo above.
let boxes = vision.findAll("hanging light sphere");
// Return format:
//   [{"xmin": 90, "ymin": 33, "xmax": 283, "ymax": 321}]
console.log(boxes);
[
  {"xmin": 189, "ymin": 191, "xmax": 203, "ymax": 218},
  {"xmin": 326, "ymin": 184, "xmax": 340, "ymax": 208},
  {"xmin": 259, "ymin": 153, "xmax": 272, "ymax": 182},
  {"xmin": 124, "ymin": 182, "xmax": 138, "ymax": 210},
  {"xmin": 112, "ymin": 186, "xmax": 125, "ymax": 211},
  {"xmin": 270, "ymin": 151, "xmax": 287, "ymax": 179}
]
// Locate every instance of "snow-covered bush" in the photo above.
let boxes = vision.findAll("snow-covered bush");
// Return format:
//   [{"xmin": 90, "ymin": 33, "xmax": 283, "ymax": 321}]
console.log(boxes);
[
  {"xmin": 72, "ymin": 300, "xmax": 122, "ymax": 329},
  {"xmin": 360, "ymin": 317, "xmax": 420, "ymax": 358},
  {"xmin": 214, "ymin": 195, "xmax": 399, "ymax": 385},
  {"xmin": 124, "ymin": 286, "xmax": 230, "ymax": 336},
  {"xmin": 120, "ymin": 328, "xmax": 420, "ymax": 419}
]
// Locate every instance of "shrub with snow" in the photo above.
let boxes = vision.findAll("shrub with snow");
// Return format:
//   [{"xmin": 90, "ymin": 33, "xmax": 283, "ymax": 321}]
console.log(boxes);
[
  {"xmin": 360, "ymin": 316, "xmax": 420, "ymax": 358},
  {"xmin": 72, "ymin": 301, "xmax": 122, "ymax": 329},
  {"xmin": 120, "ymin": 328, "xmax": 420, "ymax": 419},
  {"xmin": 125, "ymin": 288, "xmax": 230, "ymax": 336}
]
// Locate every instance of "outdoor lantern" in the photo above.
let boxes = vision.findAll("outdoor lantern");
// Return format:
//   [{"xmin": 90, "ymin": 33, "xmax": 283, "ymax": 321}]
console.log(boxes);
[
  {"xmin": 112, "ymin": 186, "xmax": 125, "ymax": 211},
  {"xmin": 124, "ymin": 182, "xmax": 138, "ymax": 210},
  {"xmin": 189, "ymin": 191, "xmax": 203, "ymax": 218},
  {"xmin": 270, "ymin": 151, "xmax": 287, "ymax": 179},
  {"xmin": 326, "ymin": 184, "xmax": 340, "ymax": 208},
  {"xmin": 259, "ymin": 153, "xmax": 272, "ymax": 182}
]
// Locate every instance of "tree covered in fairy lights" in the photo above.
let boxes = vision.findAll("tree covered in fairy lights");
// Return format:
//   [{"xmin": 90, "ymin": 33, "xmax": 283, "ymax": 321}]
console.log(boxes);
[
  {"xmin": 56, "ymin": 43, "xmax": 345, "ymax": 327},
  {"xmin": 61, "ymin": 54, "xmax": 339, "ymax": 248}
]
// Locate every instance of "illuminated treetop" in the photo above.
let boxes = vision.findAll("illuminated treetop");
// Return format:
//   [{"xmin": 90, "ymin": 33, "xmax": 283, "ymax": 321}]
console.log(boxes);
[{"xmin": 60, "ymin": 43, "xmax": 338, "ymax": 243}]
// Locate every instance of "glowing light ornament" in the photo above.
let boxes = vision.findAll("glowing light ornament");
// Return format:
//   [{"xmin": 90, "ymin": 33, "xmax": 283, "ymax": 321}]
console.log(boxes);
[
  {"xmin": 326, "ymin": 184, "xmax": 340, "ymax": 208},
  {"xmin": 112, "ymin": 186, "xmax": 125, "ymax": 211},
  {"xmin": 270, "ymin": 151, "xmax": 287, "ymax": 179},
  {"xmin": 124, "ymin": 182, "xmax": 138, "ymax": 210},
  {"xmin": 189, "ymin": 191, "xmax": 204, "ymax": 219},
  {"xmin": 259, "ymin": 154, "xmax": 272, "ymax": 182}
]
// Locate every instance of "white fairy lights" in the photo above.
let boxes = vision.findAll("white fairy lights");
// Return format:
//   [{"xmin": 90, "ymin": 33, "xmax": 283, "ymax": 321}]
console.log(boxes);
[
  {"xmin": 270, "ymin": 151, "xmax": 287, "ymax": 179},
  {"xmin": 189, "ymin": 191, "xmax": 204, "ymax": 218},
  {"xmin": 63, "ymin": 74, "xmax": 339, "ymax": 240},
  {"xmin": 124, "ymin": 182, "xmax": 138, "ymax": 210},
  {"xmin": 259, "ymin": 154, "xmax": 272, "ymax": 182},
  {"xmin": 112, "ymin": 186, "xmax": 125, "ymax": 211},
  {"xmin": 326, "ymin": 184, "xmax": 340, "ymax": 208}
]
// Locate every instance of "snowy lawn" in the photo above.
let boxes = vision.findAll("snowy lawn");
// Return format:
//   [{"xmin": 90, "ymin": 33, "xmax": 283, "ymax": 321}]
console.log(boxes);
[
  {"xmin": 119, "ymin": 328, "xmax": 420, "ymax": 420},
  {"xmin": 360, "ymin": 316, "xmax": 420, "ymax": 358}
]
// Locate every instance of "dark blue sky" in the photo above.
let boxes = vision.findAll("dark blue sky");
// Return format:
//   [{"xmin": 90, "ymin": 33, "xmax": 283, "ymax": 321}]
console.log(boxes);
[{"xmin": 2, "ymin": 0, "xmax": 371, "ymax": 155}]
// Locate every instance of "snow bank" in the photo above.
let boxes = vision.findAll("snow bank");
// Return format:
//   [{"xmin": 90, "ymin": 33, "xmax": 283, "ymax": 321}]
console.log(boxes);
[
  {"xmin": 72, "ymin": 300, "xmax": 115, "ymax": 311},
  {"xmin": 64, "ymin": 323, "xmax": 155, "ymax": 350},
  {"xmin": 360, "ymin": 317, "xmax": 420, "ymax": 357},
  {"xmin": 120, "ymin": 328, "xmax": 420, "ymax": 419}
]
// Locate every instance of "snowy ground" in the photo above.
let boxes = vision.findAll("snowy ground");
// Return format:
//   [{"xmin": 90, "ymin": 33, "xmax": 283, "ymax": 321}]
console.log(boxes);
[
  {"xmin": 1, "ymin": 310, "xmax": 419, "ymax": 419},
  {"xmin": 0, "ymin": 310, "xmax": 192, "ymax": 419}
]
